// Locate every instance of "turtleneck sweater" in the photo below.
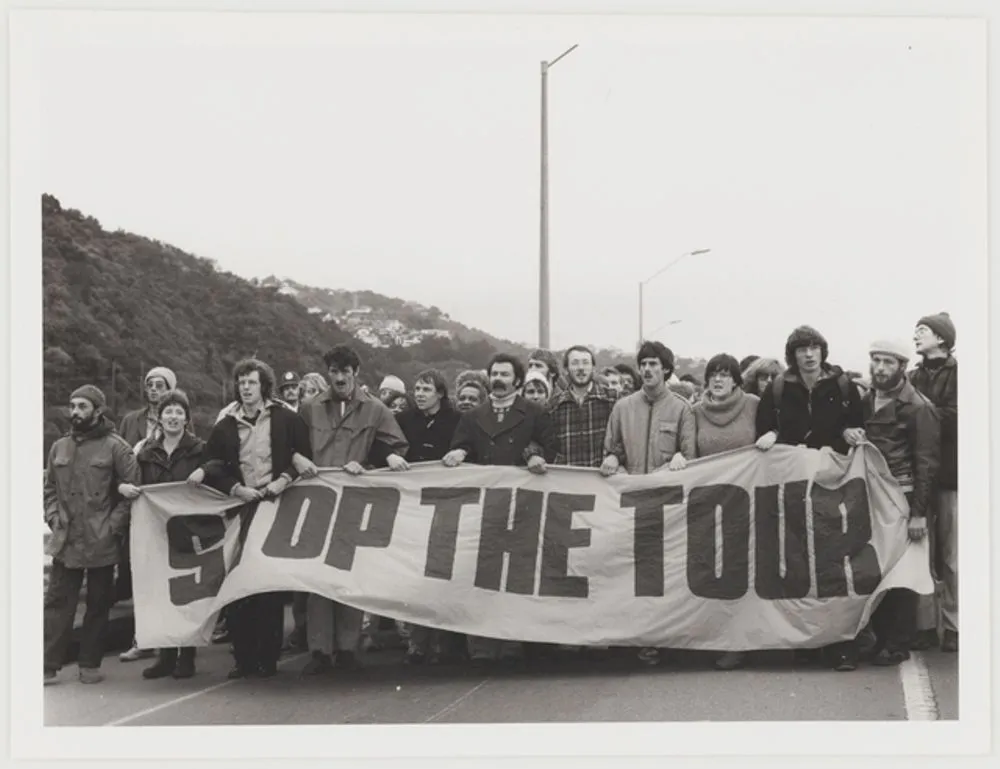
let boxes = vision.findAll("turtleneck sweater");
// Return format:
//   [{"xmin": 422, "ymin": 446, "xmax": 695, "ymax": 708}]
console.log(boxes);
[{"xmin": 693, "ymin": 389, "xmax": 760, "ymax": 458}]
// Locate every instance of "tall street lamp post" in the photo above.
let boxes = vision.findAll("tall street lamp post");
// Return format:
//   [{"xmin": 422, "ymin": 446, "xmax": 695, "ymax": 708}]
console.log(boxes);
[{"xmin": 539, "ymin": 43, "xmax": 579, "ymax": 349}]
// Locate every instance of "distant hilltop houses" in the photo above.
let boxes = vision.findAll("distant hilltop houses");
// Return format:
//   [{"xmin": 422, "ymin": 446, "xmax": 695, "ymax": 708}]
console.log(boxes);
[
  {"xmin": 341, "ymin": 306, "xmax": 453, "ymax": 349},
  {"xmin": 269, "ymin": 278, "xmax": 454, "ymax": 349}
]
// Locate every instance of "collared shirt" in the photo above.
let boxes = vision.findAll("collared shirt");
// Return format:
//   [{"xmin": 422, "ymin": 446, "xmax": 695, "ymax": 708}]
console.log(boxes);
[
  {"xmin": 234, "ymin": 401, "xmax": 273, "ymax": 489},
  {"xmin": 549, "ymin": 382, "xmax": 616, "ymax": 467},
  {"xmin": 145, "ymin": 408, "xmax": 159, "ymax": 437}
]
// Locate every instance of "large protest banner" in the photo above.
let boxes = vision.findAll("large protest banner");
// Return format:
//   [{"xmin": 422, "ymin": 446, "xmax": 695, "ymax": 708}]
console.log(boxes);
[{"xmin": 131, "ymin": 444, "xmax": 932, "ymax": 651}]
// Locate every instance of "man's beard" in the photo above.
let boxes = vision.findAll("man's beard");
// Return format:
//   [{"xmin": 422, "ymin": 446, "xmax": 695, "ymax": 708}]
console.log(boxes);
[
  {"xmin": 873, "ymin": 370, "xmax": 905, "ymax": 392},
  {"xmin": 571, "ymin": 373, "xmax": 593, "ymax": 388},
  {"xmin": 70, "ymin": 414, "xmax": 98, "ymax": 430}
]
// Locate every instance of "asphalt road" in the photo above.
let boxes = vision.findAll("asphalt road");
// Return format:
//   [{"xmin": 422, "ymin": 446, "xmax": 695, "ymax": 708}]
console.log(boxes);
[{"xmin": 45, "ymin": 615, "xmax": 958, "ymax": 726}]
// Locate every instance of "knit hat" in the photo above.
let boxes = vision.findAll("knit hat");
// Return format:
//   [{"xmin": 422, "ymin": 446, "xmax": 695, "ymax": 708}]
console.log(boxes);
[
  {"xmin": 869, "ymin": 339, "xmax": 911, "ymax": 363},
  {"xmin": 378, "ymin": 375, "xmax": 406, "ymax": 395},
  {"xmin": 145, "ymin": 366, "xmax": 178, "ymax": 390},
  {"xmin": 523, "ymin": 370, "xmax": 552, "ymax": 397},
  {"xmin": 784, "ymin": 325, "xmax": 828, "ymax": 367},
  {"xmin": 71, "ymin": 384, "xmax": 107, "ymax": 411},
  {"xmin": 916, "ymin": 312, "xmax": 956, "ymax": 350}
]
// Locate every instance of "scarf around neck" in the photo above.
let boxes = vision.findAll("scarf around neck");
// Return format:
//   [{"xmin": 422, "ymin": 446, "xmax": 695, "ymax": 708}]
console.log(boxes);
[
  {"xmin": 699, "ymin": 388, "xmax": 749, "ymax": 428},
  {"xmin": 490, "ymin": 391, "xmax": 518, "ymax": 410}
]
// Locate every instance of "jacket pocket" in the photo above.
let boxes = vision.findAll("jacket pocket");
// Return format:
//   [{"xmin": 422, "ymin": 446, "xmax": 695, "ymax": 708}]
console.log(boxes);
[{"xmin": 656, "ymin": 421, "xmax": 679, "ymax": 455}]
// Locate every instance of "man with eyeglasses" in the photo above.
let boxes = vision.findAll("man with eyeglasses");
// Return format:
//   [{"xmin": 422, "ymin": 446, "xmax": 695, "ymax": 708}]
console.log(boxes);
[
  {"xmin": 119, "ymin": 367, "xmax": 177, "ymax": 448},
  {"xmin": 117, "ymin": 366, "xmax": 178, "ymax": 662}
]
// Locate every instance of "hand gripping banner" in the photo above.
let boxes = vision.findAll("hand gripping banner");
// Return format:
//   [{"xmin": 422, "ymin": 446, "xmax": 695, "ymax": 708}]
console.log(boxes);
[{"xmin": 130, "ymin": 444, "xmax": 933, "ymax": 650}]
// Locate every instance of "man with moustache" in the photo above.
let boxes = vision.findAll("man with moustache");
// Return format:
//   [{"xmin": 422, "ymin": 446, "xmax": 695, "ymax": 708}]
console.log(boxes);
[
  {"xmin": 277, "ymin": 371, "xmax": 302, "ymax": 409},
  {"xmin": 909, "ymin": 312, "xmax": 959, "ymax": 653},
  {"xmin": 291, "ymin": 344, "xmax": 410, "ymax": 676},
  {"xmin": 44, "ymin": 385, "xmax": 140, "ymax": 685},
  {"xmin": 189, "ymin": 359, "xmax": 311, "ymax": 679},
  {"xmin": 848, "ymin": 340, "xmax": 940, "ymax": 665},
  {"xmin": 443, "ymin": 352, "xmax": 559, "ymax": 666},
  {"xmin": 756, "ymin": 325, "xmax": 865, "ymax": 671},
  {"xmin": 601, "ymin": 341, "xmax": 696, "ymax": 666}
]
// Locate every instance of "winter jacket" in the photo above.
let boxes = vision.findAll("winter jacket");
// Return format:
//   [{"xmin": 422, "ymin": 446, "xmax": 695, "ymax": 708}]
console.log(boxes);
[
  {"xmin": 43, "ymin": 415, "xmax": 141, "ymax": 568},
  {"xmin": 201, "ymin": 401, "xmax": 312, "ymax": 495},
  {"xmin": 137, "ymin": 432, "xmax": 207, "ymax": 486},
  {"xmin": 603, "ymin": 387, "xmax": 696, "ymax": 475},
  {"xmin": 396, "ymin": 403, "xmax": 461, "ymax": 463},
  {"xmin": 862, "ymin": 379, "xmax": 941, "ymax": 519},
  {"xmin": 756, "ymin": 365, "xmax": 863, "ymax": 455},
  {"xmin": 909, "ymin": 356, "xmax": 957, "ymax": 490},
  {"xmin": 694, "ymin": 390, "xmax": 760, "ymax": 458},
  {"xmin": 451, "ymin": 395, "xmax": 558, "ymax": 466},
  {"xmin": 119, "ymin": 406, "xmax": 159, "ymax": 449},
  {"xmin": 298, "ymin": 386, "xmax": 408, "ymax": 468}
]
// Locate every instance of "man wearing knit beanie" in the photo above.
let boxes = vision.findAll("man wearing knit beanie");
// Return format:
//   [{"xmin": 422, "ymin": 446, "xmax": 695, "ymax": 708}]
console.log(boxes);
[
  {"xmin": 70, "ymin": 384, "xmax": 107, "ymax": 413},
  {"xmin": 910, "ymin": 312, "xmax": 959, "ymax": 653},
  {"xmin": 756, "ymin": 324, "xmax": 866, "ymax": 671},
  {"xmin": 861, "ymin": 339, "xmax": 941, "ymax": 666},
  {"xmin": 119, "ymin": 366, "xmax": 178, "ymax": 448},
  {"xmin": 117, "ymin": 365, "xmax": 178, "ymax": 662},
  {"xmin": 44, "ymin": 386, "xmax": 140, "ymax": 685}
]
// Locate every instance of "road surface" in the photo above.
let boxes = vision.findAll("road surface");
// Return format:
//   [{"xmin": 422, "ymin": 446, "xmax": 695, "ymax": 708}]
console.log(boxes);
[{"xmin": 45, "ymin": 614, "xmax": 957, "ymax": 726}]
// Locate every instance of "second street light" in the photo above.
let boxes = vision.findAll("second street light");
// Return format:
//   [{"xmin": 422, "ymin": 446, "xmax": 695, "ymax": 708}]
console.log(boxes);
[
  {"xmin": 538, "ymin": 43, "xmax": 578, "ymax": 349},
  {"xmin": 637, "ymin": 248, "xmax": 710, "ymax": 348}
]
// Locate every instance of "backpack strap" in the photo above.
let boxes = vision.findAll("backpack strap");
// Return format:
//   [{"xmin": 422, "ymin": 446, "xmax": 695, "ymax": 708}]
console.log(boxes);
[
  {"xmin": 771, "ymin": 375, "xmax": 785, "ymax": 431},
  {"xmin": 837, "ymin": 372, "xmax": 851, "ymax": 409}
]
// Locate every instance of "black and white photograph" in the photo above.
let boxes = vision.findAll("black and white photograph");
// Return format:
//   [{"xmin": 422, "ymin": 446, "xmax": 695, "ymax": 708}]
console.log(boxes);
[{"xmin": 6, "ymin": 0, "xmax": 993, "ymax": 762}]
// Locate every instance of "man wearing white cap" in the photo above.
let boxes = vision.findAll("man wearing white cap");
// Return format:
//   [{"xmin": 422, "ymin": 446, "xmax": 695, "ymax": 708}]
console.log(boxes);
[
  {"xmin": 117, "ymin": 365, "xmax": 177, "ymax": 662},
  {"xmin": 846, "ymin": 339, "xmax": 941, "ymax": 665},
  {"xmin": 119, "ymin": 366, "xmax": 177, "ymax": 448},
  {"xmin": 378, "ymin": 375, "xmax": 406, "ymax": 405}
]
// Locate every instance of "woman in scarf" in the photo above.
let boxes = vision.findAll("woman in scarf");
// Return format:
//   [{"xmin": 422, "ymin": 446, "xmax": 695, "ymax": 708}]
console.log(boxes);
[{"xmin": 693, "ymin": 354, "xmax": 761, "ymax": 671}]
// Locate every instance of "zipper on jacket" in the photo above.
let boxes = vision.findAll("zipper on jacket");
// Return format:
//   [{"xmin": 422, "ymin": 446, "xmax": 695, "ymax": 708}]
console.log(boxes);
[{"xmin": 644, "ymin": 400, "xmax": 654, "ymax": 474}]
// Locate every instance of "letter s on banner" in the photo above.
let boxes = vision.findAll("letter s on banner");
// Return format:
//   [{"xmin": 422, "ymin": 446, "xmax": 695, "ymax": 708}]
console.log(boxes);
[{"xmin": 166, "ymin": 515, "xmax": 228, "ymax": 606}]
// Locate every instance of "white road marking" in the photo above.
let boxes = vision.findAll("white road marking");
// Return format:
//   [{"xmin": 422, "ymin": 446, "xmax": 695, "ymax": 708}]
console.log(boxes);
[
  {"xmin": 104, "ymin": 652, "xmax": 309, "ymax": 727},
  {"xmin": 899, "ymin": 652, "xmax": 939, "ymax": 720},
  {"xmin": 422, "ymin": 679, "xmax": 490, "ymax": 723}
]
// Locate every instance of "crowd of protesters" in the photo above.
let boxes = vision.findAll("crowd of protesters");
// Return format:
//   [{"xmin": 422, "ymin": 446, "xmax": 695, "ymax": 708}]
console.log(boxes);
[{"xmin": 43, "ymin": 313, "xmax": 958, "ymax": 685}]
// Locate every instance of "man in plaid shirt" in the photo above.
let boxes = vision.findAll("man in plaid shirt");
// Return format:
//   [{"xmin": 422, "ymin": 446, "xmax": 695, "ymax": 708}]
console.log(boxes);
[{"xmin": 549, "ymin": 345, "xmax": 616, "ymax": 467}]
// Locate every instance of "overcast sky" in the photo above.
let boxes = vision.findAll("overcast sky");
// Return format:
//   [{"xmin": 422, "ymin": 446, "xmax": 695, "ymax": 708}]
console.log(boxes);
[{"xmin": 35, "ymin": 12, "xmax": 985, "ymax": 372}]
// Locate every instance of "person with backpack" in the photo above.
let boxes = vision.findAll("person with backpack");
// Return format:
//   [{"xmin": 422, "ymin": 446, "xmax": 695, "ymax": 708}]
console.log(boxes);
[{"xmin": 755, "ymin": 325, "xmax": 866, "ymax": 671}]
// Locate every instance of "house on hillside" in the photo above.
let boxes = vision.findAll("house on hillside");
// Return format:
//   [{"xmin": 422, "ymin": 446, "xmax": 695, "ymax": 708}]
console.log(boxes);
[{"xmin": 342, "ymin": 307, "xmax": 373, "ymax": 327}]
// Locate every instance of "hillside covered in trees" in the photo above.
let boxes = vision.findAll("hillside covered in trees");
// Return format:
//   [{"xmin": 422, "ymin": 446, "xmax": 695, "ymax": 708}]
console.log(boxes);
[{"xmin": 42, "ymin": 194, "xmax": 704, "ymax": 452}]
